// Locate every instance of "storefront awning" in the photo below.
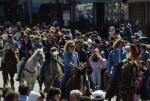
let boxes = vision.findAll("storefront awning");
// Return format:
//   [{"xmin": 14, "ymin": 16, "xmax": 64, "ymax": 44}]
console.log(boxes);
[{"xmin": 76, "ymin": 0, "xmax": 121, "ymax": 3}]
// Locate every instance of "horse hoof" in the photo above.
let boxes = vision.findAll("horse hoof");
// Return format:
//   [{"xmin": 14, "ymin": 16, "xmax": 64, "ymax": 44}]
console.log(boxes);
[{"xmin": 11, "ymin": 87, "xmax": 15, "ymax": 90}]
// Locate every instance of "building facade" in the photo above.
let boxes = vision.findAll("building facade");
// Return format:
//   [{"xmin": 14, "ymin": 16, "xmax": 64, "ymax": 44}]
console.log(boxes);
[{"xmin": 128, "ymin": 0, "xmax": 150, "ymax": 35}]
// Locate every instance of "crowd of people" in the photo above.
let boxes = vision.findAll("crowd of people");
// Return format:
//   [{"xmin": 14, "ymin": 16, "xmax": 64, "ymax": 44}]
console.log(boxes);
[{"xmin": 0, "ymin": 21, "xmax": 149, "ymax": 101}]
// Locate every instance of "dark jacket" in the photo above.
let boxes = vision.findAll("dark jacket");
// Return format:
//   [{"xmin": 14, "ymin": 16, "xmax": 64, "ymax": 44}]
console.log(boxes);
[
  {"xmin": 19, "ymin": 42, "xmax": 32, "ymax": 60},
  {"xmin": 77, "ymin": 49, "xmax": 88, "ymax": 63}
]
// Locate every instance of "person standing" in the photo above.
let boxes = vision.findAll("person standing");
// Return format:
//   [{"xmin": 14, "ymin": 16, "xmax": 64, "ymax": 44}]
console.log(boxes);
[
  {"xmin": 108, "ymin": 39, "xmax": 128, "ymax": 81},
  {"xmin": 89, "ymin": 48, "xmax": 107, "ymax": 89}
]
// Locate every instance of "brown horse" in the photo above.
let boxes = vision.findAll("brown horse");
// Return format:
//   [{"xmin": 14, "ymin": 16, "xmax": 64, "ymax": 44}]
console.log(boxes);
[
  {"xmin": 61, "ymin": 62, "xmax": 92, "ymax": 99},
  {"xmin": 105, "ymin": 60, "xmax": 139, "ymax": 101},
  {"xmin": 1, "ymin": 49, "xmax": 18, "ymax": 89}
]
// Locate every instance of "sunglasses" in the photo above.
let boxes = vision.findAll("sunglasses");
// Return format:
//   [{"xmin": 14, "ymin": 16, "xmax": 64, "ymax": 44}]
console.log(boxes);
[{"xmin": 70, "ymin": 45, "xmax": 75, "ymax": 48}]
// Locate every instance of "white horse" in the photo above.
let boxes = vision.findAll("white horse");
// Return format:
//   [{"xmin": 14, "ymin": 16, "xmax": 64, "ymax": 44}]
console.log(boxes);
[{"xmin": 18, "ymin": 49, "xmax": 45, "ymax": 90}]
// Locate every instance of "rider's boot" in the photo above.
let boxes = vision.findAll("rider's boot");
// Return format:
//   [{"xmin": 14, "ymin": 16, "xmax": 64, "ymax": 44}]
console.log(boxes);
[{"xmin": 16, "ymin": 72, "xmax": 21, "ymax": 81}]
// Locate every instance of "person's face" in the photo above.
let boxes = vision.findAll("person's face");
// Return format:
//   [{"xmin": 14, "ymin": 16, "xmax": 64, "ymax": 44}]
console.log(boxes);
[
  {"xmin": 53, "ymin": 94, "xmax": 61, "ymax": 101},
  {"xmin": 70, "ymin": 95, "xmax": 79, "ymax": 101},
  {"xmin": 47, "ymin": 36, "xmax": 53, "ymax": 43},
  {"xmin": 13, "ymin": 97, "xmax": 19, "ymax": 101},
  {"xmin": 35, "ymin": 39, "xmax": 39, "ymax": 43},
  {"xmin": 119, "ymin": 42, "xmax": 124, "ymax": 48},
  {"xmin": 69, "ymin": 43, "xmax": 75, "ymax": 51},
  {"xmin": 146, "ymin": 62, "xmax": 150, "ymax": 69},
  {"xmin": 75, "ymin": 43, "xmax": 82, "ymax": 51},
  {"xmin": 24, "ymin": 36, "xmax": 29, "ymax": 42}
]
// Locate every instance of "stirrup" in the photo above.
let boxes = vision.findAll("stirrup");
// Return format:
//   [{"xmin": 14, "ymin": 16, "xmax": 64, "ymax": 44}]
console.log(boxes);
[{"xmin": 16, "ymin": 76, "xmax": 20, "ymax": 81}]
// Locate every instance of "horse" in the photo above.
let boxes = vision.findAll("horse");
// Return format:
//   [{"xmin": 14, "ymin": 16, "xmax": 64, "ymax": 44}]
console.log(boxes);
[
  {"xmin": 105, "ymin": 60, "xmax": 139, "ymax": 101},
  {"xmin": 1, "ymin": 49, "xmax": 19, "ymax": 89},
  {"xmin": 61, "ymin": 62, "xmax": 93, "ymax": 99},
  {"xmin": 18, "ymin": 48, "xmax": 45, "ymax": 90},
  {"xmin": 40, "ymin": 48, "xmax": 63, "ymax": 91}
]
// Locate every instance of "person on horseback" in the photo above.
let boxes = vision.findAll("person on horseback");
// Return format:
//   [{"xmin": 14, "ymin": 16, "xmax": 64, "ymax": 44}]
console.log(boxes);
[
  {"xmin": 3, "ymin": 34, "xmax": 19, "ymax": 53},
  {"xmin": 59, "ymin": 40, "xmax": 80, "ymax": 90},
  {"xmin": 108, "ymin": 39, "xmax": 128, "ymax": 81},
  {"xmin": 32, "ymin": 35, "xmax": 43, "ymax": 51},
  {"xmin": 2, "ymin": 34, "xmax": 20, "ymax": 67},
  {"xmin": 75, "ymin": 40, "xmax": 92, "ymax": 94},
  {"xmin": 16, "ymin": 34, "xmax": 33, "ymax": 81},
  {"xmin": 39, "ymin": 34, "xmax": 57, "ymax": 83}
]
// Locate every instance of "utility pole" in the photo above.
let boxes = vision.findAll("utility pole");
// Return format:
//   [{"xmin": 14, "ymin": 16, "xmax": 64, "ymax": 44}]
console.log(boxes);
[
  {"xmin": 27, "ymin": 0, "xmax": 32, "ymax": 25},
  {"xmin": 70, "ymin": 0, "xmax": 76, "ymax": 23}
]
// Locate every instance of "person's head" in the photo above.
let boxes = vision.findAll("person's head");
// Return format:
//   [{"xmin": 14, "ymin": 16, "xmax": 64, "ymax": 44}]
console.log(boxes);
[
  {"xmin": 75, "ymin": 39, "xmax": 84, "ymax": 51},
  {"xmin": 138, "ymin": 60, "xmax": 146, "ymax": 68},
  {"xmin": 70, "ymin": 90, "xmax": 82, "ymax": 101},
  {"xmin": 23, "ymin": 34, "xmax": 30, "ymax": 44},
  {"xmin": 37, "ymin": 91, "xmax": 45, "ymax": 101},
  {"xmin": 64, "ymin": 40, "xmax": 75, "ymax": 52},
  {"xmin": 140, "ymin": 44, "xmax": 147, "ymax": 52},
  {"xmin": 18, "ymin": 84, "xmax": 29, "ymax": 96},
  {"xmin": 91, "ymin": 48, "xmax": 100, "ymax": 62},
  {"xmin": 47, "ymin": 33, "xmax": 54, "ymax": 43},
  {"xmin": 46, "ymin": 88, "xmax": 61, "ymax": 101},
  {"xmin": 28, "ymin": 90, "xmax": 41, "ymax": 101},
  {"xmin": 79, "ymin": 96, "xmax": 91, "ymax": 101},
  {"xmin": 5, "ymin": 91, "xmax": 19, "ymax": 101},
  {"xmin": 113, "ymin": 39, "xmax": 125, "ymax": 49},
  {"xmin": 8, "ymin": 34, "xmax": 13, "ymax": 42},
  {"xmin": 16, "ymin": 22, "xmax": 21, "ymax": 28},
  {"xmin": 34, "ymin": 36, "xmax": 41, "ymax": 44}
]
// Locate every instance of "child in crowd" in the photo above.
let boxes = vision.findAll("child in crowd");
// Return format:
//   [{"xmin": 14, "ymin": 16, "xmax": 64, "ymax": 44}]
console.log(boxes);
[
  {"xmin": 70, "ymin": 90, "xmax": 82, "ymax": 101},
  {"xmin": 46, "ymin": 88, "xmax": 61, "ymax": 101},
  {"xmin": 18, "ymin": 84, "xmax": 29, "ymax": 101}
]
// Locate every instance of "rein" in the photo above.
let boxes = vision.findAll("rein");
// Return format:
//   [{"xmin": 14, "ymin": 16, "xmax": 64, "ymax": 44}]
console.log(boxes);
[{"xmin": 24, "ymin": 67, "xmax": 37, "ymax": 74}]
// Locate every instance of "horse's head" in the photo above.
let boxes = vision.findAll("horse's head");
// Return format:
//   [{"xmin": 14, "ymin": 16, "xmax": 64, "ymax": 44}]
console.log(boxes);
[
  {"xmin": 50, "ymin": 47, "xmax": 59, "ymax": 63},
  {"xmin": 36, "ymin": 49, "xmax": 45, "ymax": 65}
]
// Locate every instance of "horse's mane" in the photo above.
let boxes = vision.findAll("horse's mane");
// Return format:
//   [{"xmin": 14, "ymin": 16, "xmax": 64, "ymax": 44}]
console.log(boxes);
[
  {"xmin": 28, "ymin": 48, "xmax": 43, "ymax": 61},
  {"xmin": 121, "ymin": 61, "xmax": 138, "ymax": 84}
]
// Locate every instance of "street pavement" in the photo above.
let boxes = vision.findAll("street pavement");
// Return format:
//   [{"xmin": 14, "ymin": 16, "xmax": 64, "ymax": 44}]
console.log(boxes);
[{"xmin": 0, "ymin": 71, "xmax": 40, "ymax": 92}]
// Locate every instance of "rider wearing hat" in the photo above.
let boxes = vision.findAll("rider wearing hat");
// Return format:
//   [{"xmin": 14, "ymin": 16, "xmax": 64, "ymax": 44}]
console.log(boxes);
[
  {"xmin": 39, "ymin": 33, "xmax": 57, "ymax": 83},
  {"xmin": 3, "ymin": 34, "xmax": 20, "ymax": 55}
]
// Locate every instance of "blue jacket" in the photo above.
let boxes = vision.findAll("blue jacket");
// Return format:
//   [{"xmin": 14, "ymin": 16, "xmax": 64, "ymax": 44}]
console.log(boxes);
[
  {"xmin": 32, "ymin": 43, "xmax": 43, "ymax": 51},
  {"xmin": 63, "ymin": 51, "xmax": 80, "ymax": 72},
  {"xmin": 108, "ymin": 48, "xmax": 128, "ymax": 70}
]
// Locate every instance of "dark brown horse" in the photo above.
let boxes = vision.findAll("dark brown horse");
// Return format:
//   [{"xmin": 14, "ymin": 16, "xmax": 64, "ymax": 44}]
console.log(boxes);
[
  {"xmin": 1, "ymin": 49, "xmax": 18, "ymax": 89},
  {"xmin": 61, "ymin": 62, "xmax": 92, "ymax": 99},
  {"xmin": 105, "ymin": 60, "xmax": 139, "ymax": 101}
]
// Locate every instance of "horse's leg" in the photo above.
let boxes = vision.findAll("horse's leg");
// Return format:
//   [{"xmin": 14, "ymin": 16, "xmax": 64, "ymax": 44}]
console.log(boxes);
[
  {"xmin": 9, "ymin": 73, "xmax": 15, "ymax": 90},
  {"xmin": 39, "ymin": 80, "xmax": 43, "ymax": 91},
  {"xmin": 2, "ymin": 71, "xmax": 9, "ymax": 87}
]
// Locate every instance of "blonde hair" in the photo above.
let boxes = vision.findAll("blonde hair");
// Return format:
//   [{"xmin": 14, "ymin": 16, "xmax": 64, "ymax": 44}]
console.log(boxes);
[
  {"xmin": 113, "ymin": 39, "xmax": 124, "ymax": 48},
  {"xmin": 64, "ymin": 40, "xmax": 75, "ymax": 52}
]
